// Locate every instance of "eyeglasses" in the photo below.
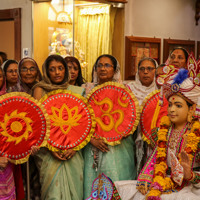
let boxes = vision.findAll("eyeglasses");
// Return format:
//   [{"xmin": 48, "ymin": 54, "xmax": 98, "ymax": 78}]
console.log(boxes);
[
  {"xmin": 138, "ymin": 67, "xmax": 156, "ymax": 73},
  {"xmin": 21, "ymin": 67, "xmax": 37, "ymax": 73},
  {"xmin": 97, "ymin": 63, "xmax": 113, "ymax": 69},
  {"xmin": 7, "ymin": 69, "xmax": 18, "ymax": 74}
]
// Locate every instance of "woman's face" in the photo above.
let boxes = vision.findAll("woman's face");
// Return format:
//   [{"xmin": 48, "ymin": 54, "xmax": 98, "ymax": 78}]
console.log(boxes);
[
  {"xmin": 6, "ymin": 63, "xmax": 18, "ymax": 86},
  {"xmin": 68, "ymin": 62, "xmax": 79, "ymax": 85},
  {"xmin": 48, "ymin": 60, "xmax": 65, "ymax": 84},
  {"xmin": 0, "ymin": 70, "xmax": 4, "ymax": 88},
  {"xmin": 169, "ymin": 49, "xmax": 187, "ymax": 69},
  {"xmin": 96, "ymin": 57, "xmax": 115, "ymax": 84},
  {"xmin": 138, "ymin": 60, "xmax": 156, "ymax": 87},
  {"xmin": 20, "ymin": 61, "xmax": 38, "ymax": 85},
  {"xmin": 168, "ymin": 95, "xmax": 189, "ymax": 128}
]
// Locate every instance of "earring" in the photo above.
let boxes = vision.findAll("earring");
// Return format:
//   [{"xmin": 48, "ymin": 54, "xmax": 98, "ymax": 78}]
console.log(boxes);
[
  {"xmin": 187, "ymin": 113, "xmax": 193, "ymax": 123},
  {"xmin": 187, "ymin": 105, "xmax": 196, "ymax": 123}
]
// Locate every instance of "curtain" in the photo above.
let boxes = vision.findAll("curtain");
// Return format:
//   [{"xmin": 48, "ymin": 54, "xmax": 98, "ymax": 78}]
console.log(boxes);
[{"xmin": 76, "ymin": 5, "xmax": 117, "ymax": 82}]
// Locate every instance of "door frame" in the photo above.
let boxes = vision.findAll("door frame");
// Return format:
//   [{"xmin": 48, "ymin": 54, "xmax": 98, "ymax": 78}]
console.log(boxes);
[{"xmin": 0, "ymin": 8, "xmax": 21, "ymax": 60}]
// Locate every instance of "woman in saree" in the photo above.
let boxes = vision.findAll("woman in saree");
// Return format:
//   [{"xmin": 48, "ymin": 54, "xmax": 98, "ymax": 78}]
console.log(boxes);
[
  {"xmin": 0, "ymin": 66, "xmax": 25, "ymax": 200},
  {"xmin": 64, "ymin": 56, "xmax": 85, "ymax": 86},
  {"xmin": 83, "ymin": 54, "xmax": 136, "ymax": 199},
  {"xmin": 33, "ymin": 54, "xmax": 84, "ymax": 200},
  {"xmin": 1, "ymin": 59, "xmax": 23, "ymax": 92},
  {"xmin": 115, "ymin": 63, "xmax": 200, "ymax": 200},
  {"xmin": 127, "ymin": 57, "xmax": 158, "ymax": 176},
  {"xmin": 168, "ymin": 47, "xmax": 189, "ymax": 69},
  {"xmin": 18, "ymin": 57, "xmax": 42, "ymax": 95},
  {"xmin": 18, "ymin": 57, "xmax": 43, "ymax": 199}
]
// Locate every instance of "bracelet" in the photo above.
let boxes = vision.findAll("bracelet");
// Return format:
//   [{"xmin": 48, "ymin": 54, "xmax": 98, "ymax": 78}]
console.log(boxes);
[
  {"xmin": 187, "ymin": 171, "xmax": 194, "ymax": 181},
  {"xmin": 190, "ymin": 172, "xmax": 200, "ymax": 184}
]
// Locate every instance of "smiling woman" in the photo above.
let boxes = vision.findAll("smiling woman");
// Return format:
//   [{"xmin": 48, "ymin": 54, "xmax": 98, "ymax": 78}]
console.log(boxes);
[{"xmin": 18, "ymin": 57, "xmax": 42, "ymax": 95}]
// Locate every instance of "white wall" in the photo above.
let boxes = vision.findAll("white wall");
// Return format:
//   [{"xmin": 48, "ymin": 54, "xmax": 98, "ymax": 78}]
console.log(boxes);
[
  {"xmin": 0, "ymin": 0, "xmax": 32, "ymax": 58},
  {"xmin": 125, "ymin": 0, "xmax": 200, "ymax": 61},
  {"xmin": 1, "ymin": 0, "xmax": 200, "ymax": 62}
]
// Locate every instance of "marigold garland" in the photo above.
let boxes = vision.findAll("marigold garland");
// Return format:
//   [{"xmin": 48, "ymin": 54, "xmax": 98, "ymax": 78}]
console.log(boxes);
[{"xmin": 146, "ymin": 116, "xmax": 200, "ymax": 200}]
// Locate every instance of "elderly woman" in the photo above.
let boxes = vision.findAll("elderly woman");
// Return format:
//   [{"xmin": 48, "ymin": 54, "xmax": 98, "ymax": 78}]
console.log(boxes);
[
  {"xmin": 168, "ymin": 47, "xmax": 189, "ymax": 69},
  {"xmin": 83, "ymin": 54, "xmax": 136, "ymax": 199},
  {"xmin": 127, "ymin": 57, "xmax": 158, "ymax": 105},
  {"xmin": 18, "ymin": 57, "xmax": 42, "ymax": 94},
  {"xmin": 64, "ymin": 56, "xmax": 85, "ymax": 86},
  {"xmin": 17, "ymin": 57, "xmax": 43, "ymax": 199},
  {"xmin": 33, "ymin": 54, "xmax": 84, "ymax": 200},
  {"xmin": 127, "ymin": 57, "xmax": 158, "ymax": 175}
]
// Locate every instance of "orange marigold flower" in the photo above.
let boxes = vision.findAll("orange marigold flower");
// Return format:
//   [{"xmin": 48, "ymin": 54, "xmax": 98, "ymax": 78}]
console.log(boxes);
[{"xmin": 160, "ymin": 116, "xmax": 170, "ymax": 127}]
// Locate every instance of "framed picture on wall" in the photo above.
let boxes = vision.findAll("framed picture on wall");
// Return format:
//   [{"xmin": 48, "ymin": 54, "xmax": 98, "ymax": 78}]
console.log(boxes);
[
  {"xmin": 163, "ymin": 39, "xmax": 195, "ymax": 63},
  {"xmin": 125, "ymin": 36, "xmax": 161, "ymax": 80},
  {"xmin": 197, "ymin": 41, "xmax": 200, "ymax": 60}
]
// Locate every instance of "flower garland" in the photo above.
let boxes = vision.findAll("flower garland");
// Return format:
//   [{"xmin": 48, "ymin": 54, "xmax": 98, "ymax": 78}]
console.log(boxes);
[
  {"xmin": 146, "ymin": 117, "xmax": 200, "ymax": 200},
  {"xmin": 147, "ymin": 116, "xmax": 173, "ymax": 200}
]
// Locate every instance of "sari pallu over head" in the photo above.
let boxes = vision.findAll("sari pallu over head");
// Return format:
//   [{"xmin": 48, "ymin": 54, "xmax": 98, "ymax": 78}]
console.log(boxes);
[
  {"xmin": 32, "ymin": 54, "xmax": 69, "ymax": 92},
  {"xmin": 18, "ymin": 57, "xmax": 42, "ymax": 94},
  {"xmin": 83, "ymin": 54, "xmax": 122, "ymax": 96},
  {"xmin": 1, "ymin": 60, "xmax": 23, "ymax": 93}
]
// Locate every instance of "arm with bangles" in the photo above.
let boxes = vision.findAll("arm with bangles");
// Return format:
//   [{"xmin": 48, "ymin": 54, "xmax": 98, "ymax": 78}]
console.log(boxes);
[
  {"xmin": 188, "ymin": 149, "xmax": 200, "ymax": 187},
  {"xmin": 180, "ymin": 150, "xmax": 200, "ymax": 187}
]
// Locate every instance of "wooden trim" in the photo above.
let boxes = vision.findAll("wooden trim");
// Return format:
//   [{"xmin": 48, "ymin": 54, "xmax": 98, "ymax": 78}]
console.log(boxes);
[
  {"xmin": 0, "ymin": 8, "xmax": 21, "ymax": 61},
  {"xmin": 163, "ymin": 38, "xmax": 195, "ymax": 63},
  {"xmin": 125, "ymin": 36, "xmax": 161, "ymax": 80}
]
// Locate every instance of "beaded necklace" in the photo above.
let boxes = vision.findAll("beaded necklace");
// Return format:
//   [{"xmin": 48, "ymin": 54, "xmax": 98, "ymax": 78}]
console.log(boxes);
[{"xmin": 167, "ymin": 123, "xmax": 189, "ymax": 157}]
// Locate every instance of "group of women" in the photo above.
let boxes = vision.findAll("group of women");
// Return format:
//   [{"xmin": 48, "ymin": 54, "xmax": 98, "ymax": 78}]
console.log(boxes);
[{"xmin": 0, "ymin": 46, "xmax": 199, "ymax": 200}]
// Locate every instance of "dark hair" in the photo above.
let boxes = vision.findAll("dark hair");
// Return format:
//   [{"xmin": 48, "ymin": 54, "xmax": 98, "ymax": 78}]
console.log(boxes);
[
  {"xmin": 0, "ymin": 52, "xmax": 7, "ymax": 64},
  {"xmin": 45, "ymin": 55, "xmax": 69, "ymax": 84},
  {"xmin": 64, "ymin": 56, "xmax": 85, "ymax": 86},
  {"xmin": 170, "ymin": 47, "xmax": 189, "ymax": 61},
  {"xmin": 94, "ymin": 54, "xmax": 118, "ymax": 71},
  {"xmin": 3, "ymin": 60, "xmax": 18, "ymax": 73},
  {"xmin": 186, "ymin": 101, "xmax": 193, "ymax": 108},
  {"xmin": 138, "ymin": 57, "xmax": 157, "ymax": 69}
]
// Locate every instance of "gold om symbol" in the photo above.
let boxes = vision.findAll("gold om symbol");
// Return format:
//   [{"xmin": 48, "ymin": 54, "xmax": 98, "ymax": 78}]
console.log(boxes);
[{"xmin": 92, "ymin": 96, "xmax": 128, "ymax": 134}]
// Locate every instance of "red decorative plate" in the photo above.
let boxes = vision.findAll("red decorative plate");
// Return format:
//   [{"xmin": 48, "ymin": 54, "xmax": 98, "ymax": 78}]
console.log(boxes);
[
  {"xmin": 0, "ymin": 92, "xmax": 49, "ymax": 164},
  {"xmin": 40, "ymin": 90, "xmax": 95, "ymax": 151},
  {"xmin": 87, "ymin": 82, "xmax": 140, "ymax": 145},
  {"xmin": 140, "ymin": 90, "xmax": 168, "ymax": 143}
]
